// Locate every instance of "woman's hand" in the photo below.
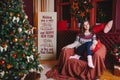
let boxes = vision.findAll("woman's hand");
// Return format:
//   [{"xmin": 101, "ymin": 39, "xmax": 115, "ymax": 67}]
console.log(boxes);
[
  {"xmin": 62, "ymin": 46, "xmax": 69, "ymax": 50},
  {"xmin": 90, "ymin": 44, "xmax": 96, "ymax": 50}
]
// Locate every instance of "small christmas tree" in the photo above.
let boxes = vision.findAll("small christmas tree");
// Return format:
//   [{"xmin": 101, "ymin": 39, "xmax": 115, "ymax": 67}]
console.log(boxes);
[{"xmin": 0, "ymin": 0, "xmax": 42, "ymax": 80}]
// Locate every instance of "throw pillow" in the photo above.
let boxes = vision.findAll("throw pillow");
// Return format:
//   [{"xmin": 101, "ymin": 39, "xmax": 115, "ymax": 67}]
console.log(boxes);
[
  {"xmin": 92, "ymin": 39, "xmax": 101, "ymax": 53},
  {"xmin": 57, "ymin": 20, "xmax": 68, "ymax": 31},
  {"xmin": 104, "ymin": 20, "xmax": 113, "ymax": 33},
  {"xmin": 93, "ymin": 23, "xmax": 106, "ymax": 33}
]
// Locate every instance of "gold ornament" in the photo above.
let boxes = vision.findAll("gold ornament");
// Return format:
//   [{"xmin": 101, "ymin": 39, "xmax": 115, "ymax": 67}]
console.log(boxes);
[
  {"xmin": 10, "ymin": 12, "xmax": 13, "ymax": 16},
  {"xmin": 2, "ymin": 42, "xmax": 7, "ymax": 48},
  {"xmin": 17, "ymin": 13, "xmax": 20, "ymax": 17},
  {"xmin": 32, "ymin": 48, "xmax": 36, "ymax": 52},
  {"xmin": 20, "ymin": 37, "xmax": 24, "ymax": 42},
  {"xmin": 26, "ymin": 36, "xmax": 30, "ymax": 39},
  {"xmin": 25, "ymin": 42, "xmax": 29, "ymax": 46},
  {"xmin": 13, "ymin": 38, "xmax": 18, "ymax": 42}
]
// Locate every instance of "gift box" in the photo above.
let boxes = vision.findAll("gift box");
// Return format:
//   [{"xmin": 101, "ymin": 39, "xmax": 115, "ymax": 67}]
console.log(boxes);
[{"xmin": 114, "ymin": 65, "xmax": 120, "ymax": 76}]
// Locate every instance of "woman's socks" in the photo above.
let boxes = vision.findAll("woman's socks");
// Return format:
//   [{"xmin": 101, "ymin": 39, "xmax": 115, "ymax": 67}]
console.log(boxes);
[
  {"xmin": 87, "ymin": 55, "xmax": 94, "ymax": 68},
  {"xmin": 70, "ymin": 55, "xmax": 94, "ymax": 68},
  {"xmin": 69, "ymin": 54, "xmax": 80, "ymax": 59}
]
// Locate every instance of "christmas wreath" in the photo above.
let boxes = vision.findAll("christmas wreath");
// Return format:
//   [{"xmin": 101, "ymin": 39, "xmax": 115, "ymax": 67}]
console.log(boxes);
[{"xmin": 70, "ymin": 0, "xmax": 93, "ymax": 23}]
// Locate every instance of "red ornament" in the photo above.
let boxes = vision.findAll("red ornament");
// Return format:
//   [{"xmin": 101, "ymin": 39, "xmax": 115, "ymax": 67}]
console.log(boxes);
[
  {"xmin": 113, "ymin": 48, "xmax": 118, "ymax": 53},
  {"xmin": 13, "ymin": 54, "xmax": 17, "ymax": 58},
  {"xmin": 118, "ymin": 58, "xmax": 120, "ymax": 63},
  {"xmin": 0, "ymin": 60, "xmax": 5, "ymax": 65}
]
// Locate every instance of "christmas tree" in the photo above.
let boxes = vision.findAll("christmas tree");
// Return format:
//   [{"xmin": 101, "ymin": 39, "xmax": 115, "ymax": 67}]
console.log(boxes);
[{"xmin": 0, "ymin": 0, "xmax": 42, "ymax": 80}]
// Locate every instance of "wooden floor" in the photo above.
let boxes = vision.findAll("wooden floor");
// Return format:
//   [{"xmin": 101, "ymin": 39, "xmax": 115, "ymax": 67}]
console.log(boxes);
[{"xmin": 40, "ymin": 60, "xmax": 120, "ymax": 80}]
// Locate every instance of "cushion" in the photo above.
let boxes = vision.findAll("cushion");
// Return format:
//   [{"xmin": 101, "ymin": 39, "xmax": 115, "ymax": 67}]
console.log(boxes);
[
  {"xmin": 103, "ymin": 20, "xmax": 113, "ymax": 33},
  {"xmin": 92, "ymin": 39, "xmax": 101, "ymax": 53},
  {"xmin": 93, "ymin": 23, "xmax": 106, "ymax": 33},
  {"xmin": 57, "ymin": 20, "xmax": 68, "ymax": 31}
]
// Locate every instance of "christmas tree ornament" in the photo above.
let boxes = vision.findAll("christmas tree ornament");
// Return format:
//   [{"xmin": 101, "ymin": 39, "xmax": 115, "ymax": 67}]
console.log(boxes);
[
  {"xmin": 18, "ymin": 27, "xmax": 22, "ymax": 32},
  {"xmin": 20, "ymin": 37, "xmax": 24, "ymax": 42},
  {"xmin": 1, "ymin": 42, "xmax": 7, "ymax": 48},
  {"xmin": 29, "ymin": 68, "xmax": 36, "ymax": 72},
  {"xmin": 12, "ymin": 16, "xmax": 20, "ymax": 23},
  {"xmin": 0, "ymin": 71, "xmax": 5, "ymax": 78},
  {"xmin": 25, "ymin": 42, "xmax": 29, "ymax": 46},
  {"xmin": 31, "ymin": 27, "xmax": 35, "ymax": 34},
  {"xmin": 0, "ymin": 60, "xmax": 5, "ymax": 65},
  {"xmin": 30, "ymin": 55, "xmax": 34, "ymax": 60},
  {"xmin": 0, "ymin": 46, "xmax": 4, "ymax": 52},
  {"xmin": 6, "ymin": 64, "xmax": 12, "ymax": 69},
  {"xmin": 25, "ymin": 15, "xmax": 28, "ymax": 19},
  {"xmin": 17, "ymin": 13, "xmax": 20, "ymax": 17},
  {"xmin": 32, "ymin": 48, "xmax": 36, "ymax": 52},
  {"xmin": 10, "ymin": 12, "xmax": 13, "ymax": 16},
  {"xmin": 26, "ymin": 56, "xmax": 30, "ymax": 62},
  {"xmin": 13, "ymin": 38, "xmax": 18, "ymax": 42},
  {"xmin": 12, "ymin": 54, "xmax": 17, "ymax": 58},
  {"xmin": 80, "ymin": 12, "xmax": 85, "ymax": 17}
]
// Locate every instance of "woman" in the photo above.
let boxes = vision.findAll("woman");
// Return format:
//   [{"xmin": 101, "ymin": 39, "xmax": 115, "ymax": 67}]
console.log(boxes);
[{"xmin": 63, "ymin": 19, "xmax": 98, "ymax": 68}]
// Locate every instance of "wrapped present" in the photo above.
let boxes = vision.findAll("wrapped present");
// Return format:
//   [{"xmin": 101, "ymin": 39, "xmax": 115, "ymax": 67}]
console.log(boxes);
[{"xmin": 114, "ymin": 65, "xmax": 120, "ymax": 76}]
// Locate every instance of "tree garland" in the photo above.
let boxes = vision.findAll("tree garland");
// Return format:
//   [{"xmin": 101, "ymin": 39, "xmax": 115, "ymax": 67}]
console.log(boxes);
[{"xmin": 70, "ymin": 0, "xmax": 93, "ymax": 23}]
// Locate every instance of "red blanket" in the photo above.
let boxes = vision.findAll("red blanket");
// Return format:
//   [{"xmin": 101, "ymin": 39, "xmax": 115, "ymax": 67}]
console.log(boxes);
[{"xmin": 46, "ymin": 44, "xmax": 106, "ymax": 80}]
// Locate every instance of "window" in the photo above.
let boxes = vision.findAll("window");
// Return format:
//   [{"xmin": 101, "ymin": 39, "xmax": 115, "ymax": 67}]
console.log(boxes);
[{"xmin": 96, "ymin": 0, "xmax": 112, "ymax": 23}]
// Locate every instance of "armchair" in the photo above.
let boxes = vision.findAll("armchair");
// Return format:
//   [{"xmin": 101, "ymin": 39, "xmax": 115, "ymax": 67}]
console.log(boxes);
[{"xmin": 46, "ymin": 31, "xmax": 107, "ymax": 80}]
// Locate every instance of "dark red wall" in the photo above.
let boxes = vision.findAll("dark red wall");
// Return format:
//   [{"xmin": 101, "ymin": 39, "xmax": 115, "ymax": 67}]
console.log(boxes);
[
  {"xmin": 23, "ymin": 0, "xmax": 33, "ymax": 26},
  {"xmin": 115, "ymin": 0, "xmax": 120, "ymax": 31}
]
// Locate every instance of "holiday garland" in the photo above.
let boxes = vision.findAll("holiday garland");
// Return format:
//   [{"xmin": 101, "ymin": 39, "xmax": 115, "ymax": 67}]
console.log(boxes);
[{"xmin": 70, "ymin": 0, "xmax": 93, "ymax": 22}]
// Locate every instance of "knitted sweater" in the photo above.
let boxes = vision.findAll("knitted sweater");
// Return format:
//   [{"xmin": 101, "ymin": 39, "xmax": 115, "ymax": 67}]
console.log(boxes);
[{"xmin": 66, "ymin": 33, "xmax": 98, "ymax": 48}]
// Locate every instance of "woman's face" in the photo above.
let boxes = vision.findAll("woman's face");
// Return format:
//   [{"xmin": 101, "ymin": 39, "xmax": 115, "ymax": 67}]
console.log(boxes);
[{"xmin": 83, "ymin": 21, "xmax": 90, "ymax": 30}]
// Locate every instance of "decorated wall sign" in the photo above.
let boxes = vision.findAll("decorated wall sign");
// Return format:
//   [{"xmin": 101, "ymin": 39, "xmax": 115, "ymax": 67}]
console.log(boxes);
[{"xmin": 38, "ymin": 12, "xmax": 57, "ymax": 60}]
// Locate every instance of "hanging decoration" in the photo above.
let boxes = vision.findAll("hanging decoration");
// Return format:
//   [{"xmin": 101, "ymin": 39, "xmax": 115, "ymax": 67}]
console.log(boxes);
[{"xmin": 70, "ymin": 0, "xmax": 93, "ymax": 22}]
